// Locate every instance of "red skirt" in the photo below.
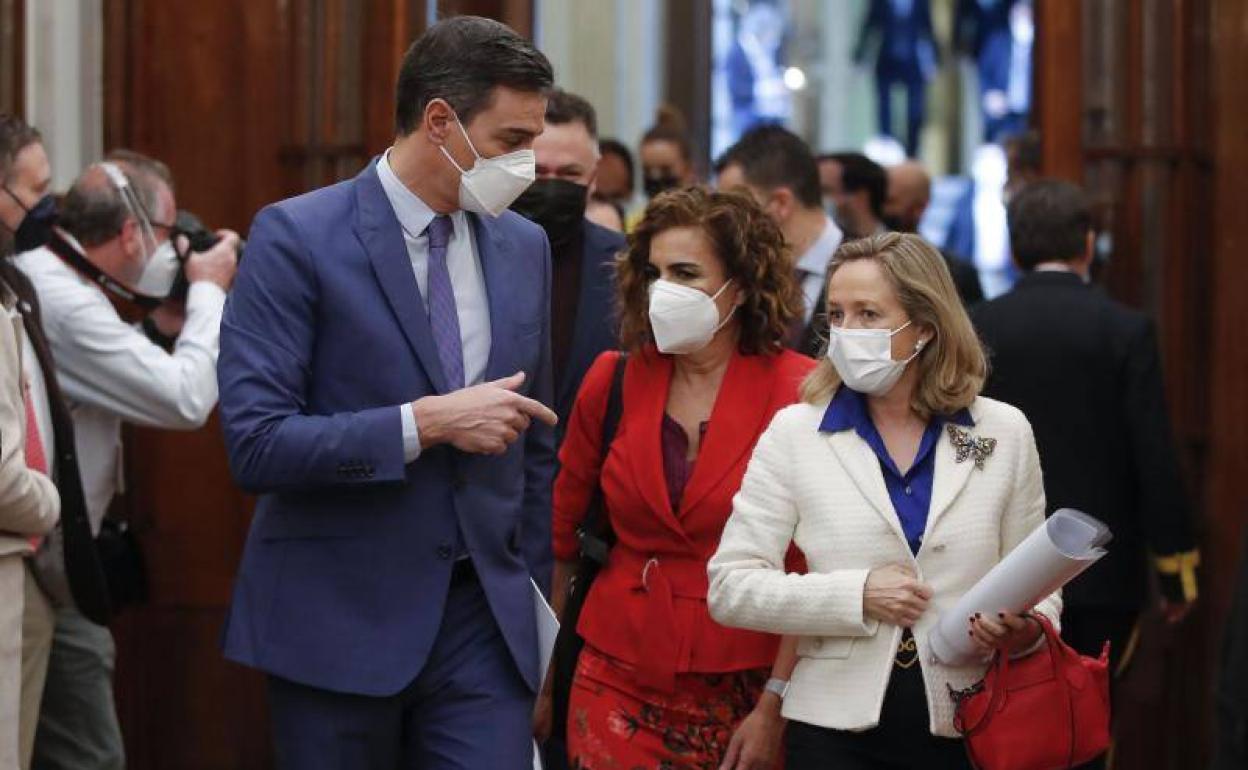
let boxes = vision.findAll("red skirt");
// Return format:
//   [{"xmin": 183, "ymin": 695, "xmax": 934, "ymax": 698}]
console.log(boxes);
[{"xmin": 567, "ymin": 644, "xmax": 773, "ymax": 770}]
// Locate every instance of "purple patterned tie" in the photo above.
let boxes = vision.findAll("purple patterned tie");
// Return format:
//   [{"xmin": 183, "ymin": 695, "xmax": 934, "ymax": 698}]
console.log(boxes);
[{"xmin": 425, "ymin": 215, "xmax": 464, "ymax": 391}]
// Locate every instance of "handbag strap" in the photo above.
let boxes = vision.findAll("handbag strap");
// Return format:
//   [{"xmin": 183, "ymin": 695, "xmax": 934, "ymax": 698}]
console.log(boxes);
[
  {"xmin": 1032, "ymin": 613, "xmax": 1080, "ymax": 768},
  {"xmin": 577, "ymin": 353, "xmax": 628, "ymax": 564}
]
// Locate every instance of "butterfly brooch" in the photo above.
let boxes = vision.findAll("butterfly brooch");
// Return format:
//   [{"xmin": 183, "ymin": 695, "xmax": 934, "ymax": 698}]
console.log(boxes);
[{"xmin": 947, "ymin": 425, "xmax": 997, "ymax": 470}]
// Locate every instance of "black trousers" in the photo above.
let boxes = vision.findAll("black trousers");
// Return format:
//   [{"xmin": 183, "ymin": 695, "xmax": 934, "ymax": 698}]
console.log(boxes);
[{"xmin": 786, "ymin": 654, "xmax": 969, "ymax": 770}]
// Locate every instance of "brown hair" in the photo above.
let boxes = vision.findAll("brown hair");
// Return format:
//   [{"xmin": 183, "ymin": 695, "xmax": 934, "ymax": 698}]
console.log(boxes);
[
  {"xmin": 616, "ymin": 186, "xmax": 801, "ymax": 355},
  {"xmin": 800, "ymin": 232, "xmax": 987, "ymax": 418}
]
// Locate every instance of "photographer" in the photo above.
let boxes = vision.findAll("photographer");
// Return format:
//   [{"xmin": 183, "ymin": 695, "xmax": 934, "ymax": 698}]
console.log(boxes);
[{"xmin": 13, "ymin": 150, "xmax": 237, "ymax": 770}]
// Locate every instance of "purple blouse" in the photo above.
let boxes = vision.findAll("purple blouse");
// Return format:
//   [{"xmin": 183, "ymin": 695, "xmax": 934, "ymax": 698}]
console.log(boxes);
[{"xmin": 661, "ymin": 414, "xmax": 709, "ymax": 512}]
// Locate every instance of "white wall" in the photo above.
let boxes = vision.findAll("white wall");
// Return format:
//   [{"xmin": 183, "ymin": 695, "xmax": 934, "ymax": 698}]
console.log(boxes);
[
  {"xmin": 25, "ymin": 0, "xmax": 103, "ymax": 190},
  {"xmin": 537, "ymin": 0, "xmax": 665, "ymax": 150}
]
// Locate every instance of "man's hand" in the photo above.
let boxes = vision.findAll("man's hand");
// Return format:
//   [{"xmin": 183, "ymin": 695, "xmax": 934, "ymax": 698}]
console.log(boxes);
[
  {"xmin": 863, "ymin": 564, "xmax": 933, "ymax": 628},
  {"xmin": 412, "ymin": 371, "xmax": 558, "ymax": 455},
  {"xmin": 185, "ymin": 229, "xmax": 240, "ymax": 291},
  {"xmin": 149, "ymin": 300, "xmax": 187, "ymax": 338}
]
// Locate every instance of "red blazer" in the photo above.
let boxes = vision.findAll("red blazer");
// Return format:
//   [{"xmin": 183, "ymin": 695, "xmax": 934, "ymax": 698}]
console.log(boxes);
[{"xmin": 554, "ymin": 345, "xmax": 815, "ymax": 690}]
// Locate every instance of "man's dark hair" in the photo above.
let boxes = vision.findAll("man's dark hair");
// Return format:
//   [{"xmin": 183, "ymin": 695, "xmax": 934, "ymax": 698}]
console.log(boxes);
[
  {"xmin": 715, "ymin": 125, "xmax": 821, "ymax": 209},
  {"xmin": 394, "ymin": 16, "xmax": 554, "ymax": 135},
  {"xmin": 60, "ymin": 152, "xmax": 171, "ymax": 248},
  {"xmin": 0, "ymin": 114, "xmax": 42, "ymax": 184},
  {"xmin": 544, "ymin": 88, "xmax": 597, "ymax": 138},
  {"xmin": 820, "ymin": 152, "xmax": 886, "ymax": 217},
  {"xmin": 598, "ymin": 138, "xmax": 634, "ymax": 190},
  {"xmin": 1007, "ymin": 179, "xmax": 1092, "ymax": 270}
]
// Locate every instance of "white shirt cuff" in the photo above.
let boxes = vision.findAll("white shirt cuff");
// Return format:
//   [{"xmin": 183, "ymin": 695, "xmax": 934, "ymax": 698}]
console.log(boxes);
[{"xmin": 400, "ymin": 403, "xmax": 421, "ymax": 463}]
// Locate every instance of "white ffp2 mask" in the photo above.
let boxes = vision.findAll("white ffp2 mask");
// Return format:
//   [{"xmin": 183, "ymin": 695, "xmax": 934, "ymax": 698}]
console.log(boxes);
[
  {"xmin": 440, "ymin": 114, "xmax": 535, "ymax": 217},
  {"xmin": 648, "ymin": 278, "xmax": 735, "ymax": 355}
]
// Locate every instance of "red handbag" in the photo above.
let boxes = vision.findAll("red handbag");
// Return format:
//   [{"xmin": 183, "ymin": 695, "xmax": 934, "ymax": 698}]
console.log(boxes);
[{"xmin": 951, "ymin": 614, "xmax": 1112, "ymax": 770}]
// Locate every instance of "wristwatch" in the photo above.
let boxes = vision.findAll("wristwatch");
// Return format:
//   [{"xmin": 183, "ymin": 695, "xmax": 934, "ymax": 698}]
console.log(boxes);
[{"xmin": 764, "ymin": 677, "xmax": 790, "ymax": 701}]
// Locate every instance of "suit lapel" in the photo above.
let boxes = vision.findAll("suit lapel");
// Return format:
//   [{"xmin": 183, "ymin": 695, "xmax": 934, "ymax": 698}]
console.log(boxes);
[
  {"xmin": 470, "ymin": 212, "xmax": 520, "ymax": 382},
  {"xmin": 354, "ymin": 162, "xmax": 449, "ymax": 393},
  {"xmin": 623, "ymin": 351, "xmax": 690, "ymax": 542},
  {"xmin": 825, "ymin": 429, "xmax": 907, "ymax": 543},
  {"xmin": 679, "ymin": 351, "xmax": 775, "ymax": 516}
]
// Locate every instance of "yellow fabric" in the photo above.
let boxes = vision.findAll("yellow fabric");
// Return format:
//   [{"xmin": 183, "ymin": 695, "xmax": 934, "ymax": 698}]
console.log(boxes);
[{"xmin": 1154, "ymin": 549, "xmax": 1201, "ymax": 602}]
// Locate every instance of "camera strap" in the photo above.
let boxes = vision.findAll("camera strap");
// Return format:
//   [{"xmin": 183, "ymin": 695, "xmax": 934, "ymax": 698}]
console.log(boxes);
[{"xmin": 44, "ymin": 229, "xmax": 164, "ymax": 315}]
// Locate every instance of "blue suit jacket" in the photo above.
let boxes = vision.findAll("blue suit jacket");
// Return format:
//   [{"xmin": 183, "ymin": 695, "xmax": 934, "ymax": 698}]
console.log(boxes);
[
  {"xmin": 553, "ymin": 220, "xmax": 624, "ymax": 430},
  {"xmin": 218, "ymin": 161, "xmax": 556, "ymax": 697}
]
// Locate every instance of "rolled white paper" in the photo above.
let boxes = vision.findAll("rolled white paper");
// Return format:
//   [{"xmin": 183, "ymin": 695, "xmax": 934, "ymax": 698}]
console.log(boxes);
[{"xmin": 928, "ymin": 508, "xmax": 1111, "ymax": 665}]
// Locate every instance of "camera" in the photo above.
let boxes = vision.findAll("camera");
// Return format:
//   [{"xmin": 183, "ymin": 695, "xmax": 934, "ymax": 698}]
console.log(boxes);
[{"xmin": 167, "ymin": 209, "xmax": 245, "ymax": 301}]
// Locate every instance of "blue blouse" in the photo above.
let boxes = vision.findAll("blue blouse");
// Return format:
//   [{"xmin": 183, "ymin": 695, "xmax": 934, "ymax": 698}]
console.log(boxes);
[{"xmin": 819, "ymin": 386, "xmax": 975, "ymax": 554}]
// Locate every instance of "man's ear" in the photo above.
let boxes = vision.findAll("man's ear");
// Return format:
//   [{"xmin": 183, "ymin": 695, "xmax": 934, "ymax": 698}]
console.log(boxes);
[
  {"xmin": 1075, "ymin": 230, "xmax": 1096, "ymax": 273},
  {"xmin": 423, "ymin": 98, "xmax": 456, "ymax": 146},
  {"xmin": 770, "ymin": 187, "xmax": 797, "ymax": 222}
]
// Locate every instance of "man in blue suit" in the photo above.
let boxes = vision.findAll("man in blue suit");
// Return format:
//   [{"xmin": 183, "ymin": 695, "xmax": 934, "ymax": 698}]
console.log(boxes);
[
  {"xmin": 217, "ymin": 16, "xmax": 558, "ymax": 769},
  {"xmin": 507, "ymin": 88, "xmax": 624, "ymax": 436}
]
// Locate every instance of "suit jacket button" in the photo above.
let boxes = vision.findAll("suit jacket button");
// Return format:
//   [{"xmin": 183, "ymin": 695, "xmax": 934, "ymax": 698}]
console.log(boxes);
[{"xmin": 437, "ymin": 545, "xmax": 453, "ymax": 560}]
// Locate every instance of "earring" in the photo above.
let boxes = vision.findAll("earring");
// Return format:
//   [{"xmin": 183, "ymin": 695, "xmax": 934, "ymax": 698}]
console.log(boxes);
[{"xmin": 915, "ymin": 339, "xmax": 927, "ymax": 352}]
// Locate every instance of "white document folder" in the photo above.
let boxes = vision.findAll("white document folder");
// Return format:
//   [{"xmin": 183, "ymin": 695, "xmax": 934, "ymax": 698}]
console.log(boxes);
[{"xmin": 532, "ymin": 579, "xmax": 560, "ymax": 770}]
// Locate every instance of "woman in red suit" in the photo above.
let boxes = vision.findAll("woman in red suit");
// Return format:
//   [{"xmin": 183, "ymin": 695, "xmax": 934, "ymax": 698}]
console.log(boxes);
[{"xmin": 553, "ymin": 187, "xmax": 815, "ymax": 770}]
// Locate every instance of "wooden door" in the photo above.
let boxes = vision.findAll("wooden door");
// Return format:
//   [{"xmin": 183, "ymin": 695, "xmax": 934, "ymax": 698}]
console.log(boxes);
[
  {"xmin": 103, "ymin": 1, "xmax": 423, "ymax": 766},
  {"xmin": 1034, "ymin": 0, "xmax": 1248, "ymax": 766}
]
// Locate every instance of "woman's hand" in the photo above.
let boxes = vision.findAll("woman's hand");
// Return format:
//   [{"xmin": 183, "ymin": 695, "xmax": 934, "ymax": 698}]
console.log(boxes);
[
  {"xmin": 863, "ymin": 564, "xmax": 934, "ymax": 628},
  {"xmin": 719, "ymin": 692, "xmax": 784, "ymax": 770},
  {"xmin": 968, "ymin": 612, "xmax": 1043, "ymax": 655}
]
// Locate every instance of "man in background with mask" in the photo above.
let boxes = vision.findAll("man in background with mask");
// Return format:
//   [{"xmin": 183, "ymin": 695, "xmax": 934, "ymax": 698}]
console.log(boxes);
[
  {"xmin": 510, "ymin": 88, "xmax": 624, "ymax": 434},
  {"xmin": 217, "ymin": 17, "xmax": 558, "ymax": 769},
  {"xmin": 715, "ymin": 124, "xmax": 843, "ymax": 357},
  {"xmin": 816, "ymin": 152, "xmax": 888, "ymax": 241},
  {"xmin": 14, "ymin": 152, "xmax": 238, "ymax": 770},
  {"xmin": 0, "ymin": 115, "xmax": 56, "ymax": 255},
  {"xmin": 884, "ymin": 160, "xmax": 984, "ymax": 306}
]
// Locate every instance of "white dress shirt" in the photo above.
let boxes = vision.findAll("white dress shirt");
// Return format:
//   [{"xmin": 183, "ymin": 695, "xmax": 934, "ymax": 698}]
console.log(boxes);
[
  {"xmin": 376, "ymin": 151, "xmax": 492, "ymax": 463},
  {"xmin": 795, "ymin": 217, "xmax": 843, "ymax": 324},
  {"xmin": 15, "ymin": 233, "xmax": 225, "ymax": 531}
]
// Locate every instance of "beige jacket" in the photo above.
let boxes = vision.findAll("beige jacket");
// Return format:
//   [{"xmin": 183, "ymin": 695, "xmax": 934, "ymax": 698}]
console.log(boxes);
[
  {"xmin": 0, "ymin": 282, "xmax": 59, "ymax": 558},
  {"xmin": 708, "ymin": 395, "xmax": 1061, "ymax": 738}
]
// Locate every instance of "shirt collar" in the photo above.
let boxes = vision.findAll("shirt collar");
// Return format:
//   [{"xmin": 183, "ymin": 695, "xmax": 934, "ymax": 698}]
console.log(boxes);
[
  {"xmin": 376, "ymin": 149, "xmax": 438, "ymax": 240},
  {"xmin": 818, "ymin": 385, "xmax": 975, "ymax": 434},
  {"xmin": 796, "ymin": 216, "xmax": 843, "ymax": 276}
]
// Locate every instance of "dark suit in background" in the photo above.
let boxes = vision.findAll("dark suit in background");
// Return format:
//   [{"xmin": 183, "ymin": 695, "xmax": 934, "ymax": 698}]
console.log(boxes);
[
  {"xmin": 973, "ymin": 271, "xmax": 1199, "ymax": 670},
  {"xmin": 552, "ymin": 220, "xmax": 623, "ymax": 435},
  {"xmin": 942, "ymin": 249, "xmax": 985, "ymax": 307}
]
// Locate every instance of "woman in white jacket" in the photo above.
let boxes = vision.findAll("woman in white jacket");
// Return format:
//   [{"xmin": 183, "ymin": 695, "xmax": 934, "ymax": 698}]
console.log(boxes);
[{"xmin": 708, "ymin": 232, "xmax": 1060, "ymax": 768}]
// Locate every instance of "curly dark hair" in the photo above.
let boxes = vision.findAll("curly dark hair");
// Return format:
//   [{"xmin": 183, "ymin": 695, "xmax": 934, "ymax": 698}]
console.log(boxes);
[{"xmin": 616, "ymin": 186, "xmax": 802, "ymax": 355}]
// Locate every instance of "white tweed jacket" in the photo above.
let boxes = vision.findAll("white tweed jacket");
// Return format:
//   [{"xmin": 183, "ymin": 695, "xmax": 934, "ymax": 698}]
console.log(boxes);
[{"xmin": 707, "ymin": 394, "xmax": 1061, "ymax": 738}]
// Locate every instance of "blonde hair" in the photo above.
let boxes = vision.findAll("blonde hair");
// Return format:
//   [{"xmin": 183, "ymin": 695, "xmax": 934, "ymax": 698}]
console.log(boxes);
[{"xmin": 800, "ymin": 232, "xmax": 987, "ymax": 419}]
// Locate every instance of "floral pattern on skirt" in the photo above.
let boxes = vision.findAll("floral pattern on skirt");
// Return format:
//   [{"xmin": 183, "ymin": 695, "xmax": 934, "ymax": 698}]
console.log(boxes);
[{"xmin": 567, "ymin": 644, "xmax": 772, "ymax": 770}]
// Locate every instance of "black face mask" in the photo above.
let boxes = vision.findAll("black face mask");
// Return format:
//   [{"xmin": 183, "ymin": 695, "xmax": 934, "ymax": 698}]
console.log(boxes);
[
  {"xmin": 3, "ymin": 189, "xmax": 58, "ymax": 253},
  {"xmin": 510, "ymin": 178, "xmax": 587, "ymax": 252},
  {"xmin": 643, "ymin": 174, "xmax": 681, "ymax": 200}
]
